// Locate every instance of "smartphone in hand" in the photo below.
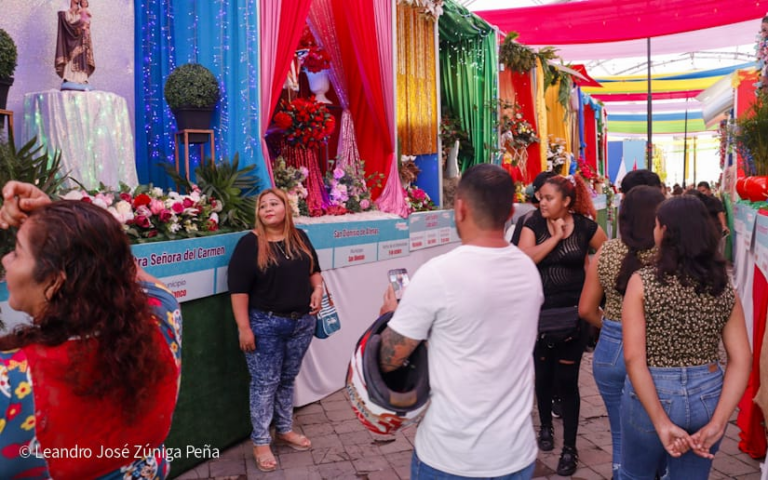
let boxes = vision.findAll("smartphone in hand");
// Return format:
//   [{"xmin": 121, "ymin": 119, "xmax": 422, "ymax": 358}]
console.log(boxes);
[{"xmin": 388, "ymin": 268, "xmax": 410, "ymax": 301}]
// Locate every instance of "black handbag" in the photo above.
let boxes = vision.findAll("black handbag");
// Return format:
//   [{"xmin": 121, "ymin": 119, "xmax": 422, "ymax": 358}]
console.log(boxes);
[{"xmin": 538, "ymin": 306, "xmax": 580, "ymax": 343}]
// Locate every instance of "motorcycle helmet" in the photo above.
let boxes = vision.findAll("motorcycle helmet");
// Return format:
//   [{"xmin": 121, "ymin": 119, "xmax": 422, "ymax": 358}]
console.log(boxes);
[{"xmin": 346, "ymin": 311, "xmax": 430, "ymax": 435}]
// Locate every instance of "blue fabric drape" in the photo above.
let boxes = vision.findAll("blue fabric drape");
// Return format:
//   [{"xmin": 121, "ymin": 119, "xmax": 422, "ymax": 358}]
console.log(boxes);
[{"xmin": 134, "ymin": 0, "xmax": 266, "ymax": 189}]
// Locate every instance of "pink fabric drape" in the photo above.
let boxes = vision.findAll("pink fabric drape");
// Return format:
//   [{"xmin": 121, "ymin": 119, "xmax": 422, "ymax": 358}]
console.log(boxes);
[
  {"xmin": 260, "ymin": 0, "xmax": 314, "ymax": 186},
  {"xmin": 333, "ymin": 0, "xmax": 404, "ymax": 214},
  {"xmin": 372, "ymin": 0, "xmax": 408, "ymax": 216},
  {"xmin": 307, "ymin": 0, "xmax": 362, "ymax": 174},
  {"xmin": 476, "ymin": 0, "xmax": 767, "ymax": 45}
]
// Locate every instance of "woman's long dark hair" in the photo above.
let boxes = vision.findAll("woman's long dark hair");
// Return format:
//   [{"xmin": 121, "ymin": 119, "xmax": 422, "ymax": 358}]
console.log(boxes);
[
  {"xmin": 655, "ymin": 196, "xmax": 728, "ymax": 295},
  {"xmin": 0, "ymin": 201, "xmax": 172, "ymax": 417},
  {"xmin": 615, "ymin": 186, "xmax": 666, "ymax": 294}
]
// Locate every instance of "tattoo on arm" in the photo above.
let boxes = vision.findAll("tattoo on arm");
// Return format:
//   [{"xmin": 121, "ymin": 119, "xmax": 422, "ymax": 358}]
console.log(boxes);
[{"xmin": 379, "ymin": 327, "xmax": 420, "ymax": 373}]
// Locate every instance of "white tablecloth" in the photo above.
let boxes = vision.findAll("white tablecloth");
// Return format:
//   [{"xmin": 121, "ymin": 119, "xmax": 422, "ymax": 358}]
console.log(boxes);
[
  {"xmin": 294, "ymin": 243, "xmax": 457, "ymax": 406},
  {"xmin": 23, "ymin": 90, "xmax": 139, "ymax": 190}
]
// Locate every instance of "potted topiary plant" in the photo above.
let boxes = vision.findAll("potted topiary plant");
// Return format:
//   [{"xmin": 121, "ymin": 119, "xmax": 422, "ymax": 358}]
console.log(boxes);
[
  {"xmin": 164, "ymin": 63, "xmax": 220, "ymax": 142},
  {"xmin": 0, "ymin": 28, "xmax": 18, "ymax": 111}
]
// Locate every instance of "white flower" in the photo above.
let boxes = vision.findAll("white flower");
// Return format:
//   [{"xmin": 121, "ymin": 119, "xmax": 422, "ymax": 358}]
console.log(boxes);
[
  {"xmin": 169, "ymin": 222, "xmax": 181, "ymax": 233},
  {"xmin": 62, "ymin": 190, "xmax": 87, "ymax": 201},
  {"xmin": 209, "ymin": 212, "xmax": 219, "ymax": 224},
  {"xmin": 152, "ymin": 187, "xmax": 164, "ymax": 198},
  {"xmin": 95, "ymin": 193, "xmax": 113, "ymax": 207},
  {"xmin": 287, "ymin": 192, "xmax": 300, "ymax": 216},
  {"xmin": 92, "ymin": 197, "xmax": 108, "ymax": 209},
  {"xmin": 211, "ymin": 199, "xmax": 223, "ymax": 213},
  {"xmin": 115, "ymin": 200, "xmax": 134, "ymax": 223}
]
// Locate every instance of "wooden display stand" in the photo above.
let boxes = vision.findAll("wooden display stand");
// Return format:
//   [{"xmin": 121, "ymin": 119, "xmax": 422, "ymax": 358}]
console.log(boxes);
[
  {"xmin": 0, "ymin": 109, "xmax": 14, "ymax": 139},
  {"xmin": 174, "ymin": 129, "xmax": 215, "ymax": 184}
]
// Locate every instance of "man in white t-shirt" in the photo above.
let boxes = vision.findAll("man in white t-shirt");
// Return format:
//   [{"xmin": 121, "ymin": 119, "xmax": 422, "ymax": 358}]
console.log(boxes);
[{"xmin": 378, "ymin": 164, "xmax": 544, "ymax": 479}]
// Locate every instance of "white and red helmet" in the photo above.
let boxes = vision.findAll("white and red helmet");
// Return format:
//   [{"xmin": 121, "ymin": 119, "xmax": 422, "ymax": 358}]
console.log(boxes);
[{"xmin": 346, "ymin": 312, "xmax": 430, "ymax": 435}]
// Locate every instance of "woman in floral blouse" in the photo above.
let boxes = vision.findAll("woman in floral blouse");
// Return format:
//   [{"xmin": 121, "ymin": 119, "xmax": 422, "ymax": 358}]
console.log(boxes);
[
  {"xmin": 0, "ymin": 181, "xmax": 182, "ymax": 480},
  {"xmin": 621, "ymin": 196, "xmax": 751, "ymax": 478}
]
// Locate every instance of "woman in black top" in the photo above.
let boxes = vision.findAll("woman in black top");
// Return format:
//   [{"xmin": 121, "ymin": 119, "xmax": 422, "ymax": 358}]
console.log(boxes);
[
  {"xmin": 519, "ymin": 175, "xmax": 607, "ymax": 476},
  {"xmin": 228, "ymin": 188, "xmax": 324, "ymax": 472}
]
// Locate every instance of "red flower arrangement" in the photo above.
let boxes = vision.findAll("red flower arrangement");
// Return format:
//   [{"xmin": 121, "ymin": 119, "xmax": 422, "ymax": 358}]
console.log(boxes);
[
  {"xmin": 275, "ymin": 97, "xmax": 336, "ymax": 149},
  {"xmin": 302, "ymin": 48, "xmax": 331, "ymax": 73},
  {"xmin": 297, "ymin": 26, "xmax": 330, "ymax": 73}
]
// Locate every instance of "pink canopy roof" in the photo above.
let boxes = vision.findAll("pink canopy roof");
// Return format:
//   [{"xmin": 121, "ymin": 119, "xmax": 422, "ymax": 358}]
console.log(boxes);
[
  {"xmin": 475, "ymin": 0, "xmax": 766, "ymax": 45},
  {"xmin": 531, "ymin": 20, "xmax": 760, "ymax": 61}
]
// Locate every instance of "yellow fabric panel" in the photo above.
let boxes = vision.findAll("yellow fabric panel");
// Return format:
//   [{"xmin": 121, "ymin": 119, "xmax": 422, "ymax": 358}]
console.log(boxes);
[
  {"xmin": 582, "ymin": 77, "xmax": 719, "ymax": 95},
  {"xmin": 535, "ymin": 58, "xmax": 548, "ymax": 173},
  {"xmin": 598, "ymin": 69, "xmax": 723, "ymax": 82},
  {"xmin": 396, "ymin": 4, "xmax": 438, "ymax": 155},
  {"xmin": 546, "ymin": 80, "xmax": 570, "ymax": 154}
]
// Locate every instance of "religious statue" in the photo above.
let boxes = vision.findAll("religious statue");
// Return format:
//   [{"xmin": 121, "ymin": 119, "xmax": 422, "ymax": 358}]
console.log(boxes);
[{"xmin": 55, "ymin": 0, "xmax": 95, "ymax": 91}]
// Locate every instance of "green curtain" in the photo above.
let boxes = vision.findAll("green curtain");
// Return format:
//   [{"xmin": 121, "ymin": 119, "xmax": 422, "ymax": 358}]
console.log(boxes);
[{"xmin": 439, "ymin": 0, "xmax": 498, "ymax": 172}]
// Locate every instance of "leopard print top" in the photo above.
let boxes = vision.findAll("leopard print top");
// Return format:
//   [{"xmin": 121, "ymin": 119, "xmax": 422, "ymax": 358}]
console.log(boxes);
[
  {"xmin": 638, "ymin": 266, "xmax": 735, "ymax": 367},
  {"xmin": 596, "ymin": 239, "xmax": 656, "ymax": 322}
]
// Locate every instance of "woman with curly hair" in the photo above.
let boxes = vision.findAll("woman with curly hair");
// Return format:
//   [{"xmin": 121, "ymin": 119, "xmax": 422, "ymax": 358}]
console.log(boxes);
[
  {"xmin": 228, "ymin": 188, "xmax": 324, "ymax": 472},
  {"xmin": 0, "ymin": 181, "xmax": 182, "ymax": 480},
  {"xmin": 620, "ymin": 196, "xmax": 750, "ymax": 478},
  {"xmin": 519, "ymin": 174, "xmax": 607, "ymax": 476}
]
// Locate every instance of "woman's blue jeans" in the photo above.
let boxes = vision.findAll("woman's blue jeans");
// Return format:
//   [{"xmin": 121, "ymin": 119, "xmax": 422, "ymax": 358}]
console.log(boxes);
[
  {"xmin": 411, "ymin": 451, "xmax": 535, "ymax": 480},
  {"xmin": 619, "ymin": 363, "xmax": 724, "ymax": 480},
  {"xmin": 244, "ymin": 309, "xmax": 315, "ymax": 445},
  {"xmin": 592, "ymin": 318, "xmax": 625, "ymax": 477}
]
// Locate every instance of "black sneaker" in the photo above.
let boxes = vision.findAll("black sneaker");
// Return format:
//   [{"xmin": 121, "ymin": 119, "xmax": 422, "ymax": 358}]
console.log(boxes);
[
  {"xmin": 557, "ymin": 445, "xmax": 579, "ymax": 476},
  {"xmin": 552, "ymin": 397, "xmax": 563, "ymax": 418},
  {"xmin": 537, "ymin": 425, "xmax": 554, "ymax": 452}
]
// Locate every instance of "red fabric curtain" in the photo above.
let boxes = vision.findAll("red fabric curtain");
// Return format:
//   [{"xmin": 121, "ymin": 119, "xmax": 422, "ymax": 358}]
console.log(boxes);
[
  {"xmin": 737, "ymin": 261, "xmax": 768, "ymax": 458},
  {"xmin": 475, "ymin": 0, "xmax": 767, "ymax": 45},
  {"xmin": 583, "ymin": 103, "xmax": 598, "ymax": 172},
  {"xmin": 264, "ymin": 0, "xmax": 313, "ymax": 123},
  {"xmin": 500, "ymin": 69, "xmax": 542, "ymax": 184},
  {"xmin": 332, "ymin": 0, "xmax": 393, "ymax": 199}
]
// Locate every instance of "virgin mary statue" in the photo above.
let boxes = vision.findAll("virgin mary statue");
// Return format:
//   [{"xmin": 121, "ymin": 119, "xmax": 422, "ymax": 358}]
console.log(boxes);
[{"xmin": 55, "ymin": 0, "xmax": 95, "ymax": 90}]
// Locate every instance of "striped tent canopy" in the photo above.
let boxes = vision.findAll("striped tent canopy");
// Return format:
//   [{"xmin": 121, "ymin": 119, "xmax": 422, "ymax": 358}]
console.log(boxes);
[{"xmin": 586, "ymin": 63, "xmax": 753, "ymax": 134}]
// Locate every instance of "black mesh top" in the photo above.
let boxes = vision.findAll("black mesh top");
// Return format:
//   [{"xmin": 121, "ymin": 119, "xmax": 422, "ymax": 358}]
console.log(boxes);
[{"xmin": 524, "ymin": 211, "xmax": 598, "ymax": 309}]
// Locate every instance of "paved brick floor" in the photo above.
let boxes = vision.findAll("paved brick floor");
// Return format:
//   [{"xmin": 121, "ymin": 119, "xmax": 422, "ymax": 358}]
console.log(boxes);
[{"xmin": 176, "ymin": 352, "xmax": 763, "ymax": 480}]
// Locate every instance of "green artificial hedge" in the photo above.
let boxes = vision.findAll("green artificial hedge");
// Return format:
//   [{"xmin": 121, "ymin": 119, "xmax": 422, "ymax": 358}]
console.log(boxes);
[
  {"xmin": 0, "ymin": 29, "xmax": 18, "ymax": 80},
  {"xmin": 164, "ymin": 63, "xmax": 220, "ymax": 110}
]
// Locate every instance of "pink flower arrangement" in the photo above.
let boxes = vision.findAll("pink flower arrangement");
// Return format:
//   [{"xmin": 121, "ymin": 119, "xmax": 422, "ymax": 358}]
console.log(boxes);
[
  {"xmin": 404, "ymin": 185, "xmax": 435, "ymax": 213},
  {"xmin": 61, "ymin": 185, "xmax": 223, "ymax": 241},
  {"xmin": 272, "ymin": 157, "xmax": 310, "ymax": 216},
  {"xmin": 324, "ymin": 161, "xmax": 378, "ymax": 214}
]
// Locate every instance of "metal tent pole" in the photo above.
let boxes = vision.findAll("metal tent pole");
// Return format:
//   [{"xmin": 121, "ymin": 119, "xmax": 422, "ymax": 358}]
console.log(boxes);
[{"xmin": 647, "ymin": 37, "xmax": 653, "ymax": 171}]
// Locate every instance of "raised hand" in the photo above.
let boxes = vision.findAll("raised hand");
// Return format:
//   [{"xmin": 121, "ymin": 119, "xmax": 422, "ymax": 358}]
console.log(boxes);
[
  {"xmin": 549, "ymin": 217, "xmax": 567, "ymax": 240},
  {"xmin": 0, "ymin": 181, "xmax": 52, "ymax": 229}
]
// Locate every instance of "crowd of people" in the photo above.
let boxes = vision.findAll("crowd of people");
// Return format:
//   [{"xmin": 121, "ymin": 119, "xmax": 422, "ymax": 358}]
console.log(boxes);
[
  {"xmin": 0, "ymin": 164, "xmax": 748, "ymax": 480},
  {"xmin": 374, "ymin": 166, "xmax": 749, "ymax": 480}
]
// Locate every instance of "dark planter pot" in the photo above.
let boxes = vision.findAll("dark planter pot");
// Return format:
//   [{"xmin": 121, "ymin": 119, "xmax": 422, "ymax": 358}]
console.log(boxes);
[
  {"xmin": 0, "ymin": 77, "xmax": 13, "ymax": 111},
  {"xmin": 172, "ymin": 107, "xmax": 215, "ymax": 144}
]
